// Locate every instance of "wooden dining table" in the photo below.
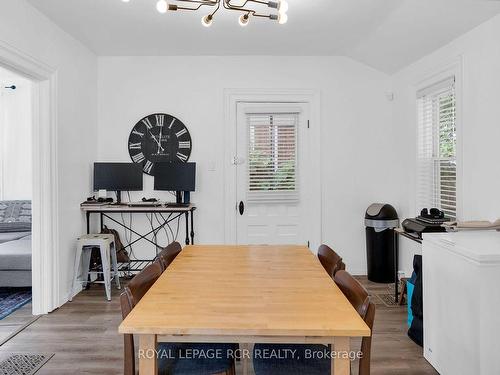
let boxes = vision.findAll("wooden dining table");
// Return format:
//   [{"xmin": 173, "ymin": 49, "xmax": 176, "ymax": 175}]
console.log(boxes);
[{"xmin": 119, "ymin": 245, "xmax": 371, "ymax": 375}]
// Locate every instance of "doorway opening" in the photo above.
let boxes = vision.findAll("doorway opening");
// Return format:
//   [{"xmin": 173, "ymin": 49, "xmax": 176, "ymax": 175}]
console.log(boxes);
[
  {"xmin": 0, "ymin": 41, "xmax": 60, "ymax": 320},
  {"xmin": 0, "ymin": 66, "xmax": 34, "ymax": 336}
]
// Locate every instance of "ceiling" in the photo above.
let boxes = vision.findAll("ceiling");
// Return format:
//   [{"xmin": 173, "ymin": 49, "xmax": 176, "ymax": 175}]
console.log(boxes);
[{"xmin": 26, "ymin": 0, "xmax": 500, "ymax": 73}]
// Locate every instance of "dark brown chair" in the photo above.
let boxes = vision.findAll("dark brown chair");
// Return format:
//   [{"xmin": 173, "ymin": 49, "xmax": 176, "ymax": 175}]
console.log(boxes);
[
  {"xmin": 120, "ymin": 260, "xmax": 164, "ymax": 375},
  {"xmin": 334, "ymin": 270, "xmax": 376, "ymax": 375},
  {"xmin": 317, "ymin": 244, "xmax": 346, "ymax": 279},
  {"xmin": 157, "ymin": 241, "xmax": 182, "ymax": 271}
]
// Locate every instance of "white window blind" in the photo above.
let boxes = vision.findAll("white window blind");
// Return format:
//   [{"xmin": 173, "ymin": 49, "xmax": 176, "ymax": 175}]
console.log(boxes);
[
  {"xmin": 247, "ymin": 113, "xmax": 298, "ymax": 202},
  {"xmin": 416, "ymin": 77, "xmax": 457, "ymax": 219}
]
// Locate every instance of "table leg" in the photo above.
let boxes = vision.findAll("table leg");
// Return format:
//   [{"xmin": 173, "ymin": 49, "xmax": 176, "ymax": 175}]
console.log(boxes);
[
  {"xmin": 100, "ymin": 212, "xmax": 104, "ymax": 232},
  {"xmin": 185, "ymin": 212, "xmax": 190, "ymax": 245},
  {"xmin": 333, "ymin": 337, "xmax": 350, "ymax": 375},
  {"xmin": 190, "ymin": 209, "xmax": 195, "ymax": 245},
  {"xmin": 241, "ymin": 343, "xmax": 249, "ymax": 375},
  {"xmin": 139, "ymin": 335, "xmax": 157, "ymax": 375},
  {"xmin": 86, "ymin": 212, "xmax": 90, "ymax": 234}
]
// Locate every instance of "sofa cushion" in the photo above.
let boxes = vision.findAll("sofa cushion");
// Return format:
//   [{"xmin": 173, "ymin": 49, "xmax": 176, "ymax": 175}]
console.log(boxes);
[
  {"xmin": 0, "ymin": 232, "xmax": 30, "ymax": 244},
  {"xmin": 0, "ymin": 237, "xmax": 32, "ymax": 271},
  {"xmin": 0, "ymin": 201, "xmax": 32, "ymax": 233}
]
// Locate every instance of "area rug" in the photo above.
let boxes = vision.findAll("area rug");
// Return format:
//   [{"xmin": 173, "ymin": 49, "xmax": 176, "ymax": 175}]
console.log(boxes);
[
  {"xmin": 0, "ymin": 288, "xmax": 32, "ymax": 320},
  {"xmin": 375, "ymin": 293, "xmax": 400, "ymax": 307},
  {"xmin": 0, "ymin": 353, "xmax": 54, "ymax": 375}
]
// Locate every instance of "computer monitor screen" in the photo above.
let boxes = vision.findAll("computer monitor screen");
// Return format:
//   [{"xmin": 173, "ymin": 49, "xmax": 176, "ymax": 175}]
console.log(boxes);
[
  {"xmin": 93, "ymin": 163, "xmax": 143, "ymax": 192},
  {"xmin": 154, "ymin": 162, "xmax": 196, "ymax": 192}
]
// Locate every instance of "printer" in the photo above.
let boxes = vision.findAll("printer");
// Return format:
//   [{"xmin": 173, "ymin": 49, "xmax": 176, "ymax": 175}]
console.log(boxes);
[{"xmin": 402, "ymin": 208, "xmax": 448, "ymax": 237}]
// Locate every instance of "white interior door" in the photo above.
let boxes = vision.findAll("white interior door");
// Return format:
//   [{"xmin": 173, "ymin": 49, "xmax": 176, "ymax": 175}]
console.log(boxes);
[{"xmin": 236, "ymin": 102, "xmax": 311, "ymax": 245}]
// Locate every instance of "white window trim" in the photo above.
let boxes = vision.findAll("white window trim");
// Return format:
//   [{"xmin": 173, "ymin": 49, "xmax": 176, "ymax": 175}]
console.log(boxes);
[{"xmin": 414, "ymin": 58, "xmax": 463, "ymax": 220}]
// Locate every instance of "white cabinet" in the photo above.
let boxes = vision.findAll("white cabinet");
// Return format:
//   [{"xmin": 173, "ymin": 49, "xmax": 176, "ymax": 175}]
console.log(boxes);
[{"xmin": 423, "ymin": 231, "xmax": 500, "ymax": 375}]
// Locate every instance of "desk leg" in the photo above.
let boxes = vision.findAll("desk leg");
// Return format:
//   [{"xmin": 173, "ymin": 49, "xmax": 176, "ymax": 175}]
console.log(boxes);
[
  {"xmin": 185, "ymin": 212, "xmax": 190, "ymax": 245},
  {"xmin": 100, "ymin": 213, "xmax": 104, "ymax": 232},
  {"xmin": 139, "ymin": 335, "xmax": 157, "ymax": 375},
  {"xmin": 333, "ymin": 337, "xmax": 350, "ymax": 375},
  {"xmin": 190, "ymin": 209, "xmax": 195, "ymax": 245},
  {"xmin": 86, "ymin": 212, "xmax": 90, "ymax": 235}
]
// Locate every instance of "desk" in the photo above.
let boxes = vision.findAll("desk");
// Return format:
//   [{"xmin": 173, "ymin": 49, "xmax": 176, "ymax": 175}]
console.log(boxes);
[
  {"xmin": 394, "ymin": 227, "xmax": 422, "ymax": 244},
  {"xmin": 119, "ymin": 245, "xmax": 371, "ymax": 375},
  {"xmin": 81, "ymin": 205, "xmax": 196, "ymax": 270}
]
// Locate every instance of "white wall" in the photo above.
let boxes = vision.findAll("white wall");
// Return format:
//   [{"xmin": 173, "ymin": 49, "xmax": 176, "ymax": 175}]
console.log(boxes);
[
  {"xmin": 0, "ymin": 0, "xmax": 97, "ymax": 306},
  {"xmin": 392, "ymin": 13, "xmax": 500, "ymax": 276},
  {"xmin": 0, "ymin": 67, "xmax": 32, "ymax": 200},
  {"xmin": 98, "ymin": 56, "xmax": 396, "ymax": 274}
]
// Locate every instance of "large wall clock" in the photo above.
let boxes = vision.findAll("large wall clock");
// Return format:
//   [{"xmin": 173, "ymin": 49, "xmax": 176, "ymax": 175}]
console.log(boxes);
[{"xmin": 128, "ymin": 113, "xmax": 192, "ymax": 175}]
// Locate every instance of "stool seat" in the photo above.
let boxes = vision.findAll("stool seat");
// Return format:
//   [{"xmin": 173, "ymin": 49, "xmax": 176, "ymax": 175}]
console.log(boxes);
[{"xmin": 70, "ymin": 233, "xmax": 121, "ymax": 302}]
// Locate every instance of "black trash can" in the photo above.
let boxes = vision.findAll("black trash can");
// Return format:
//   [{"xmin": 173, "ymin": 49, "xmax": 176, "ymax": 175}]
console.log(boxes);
[{"xmin": 365, "ymin": 203, "xmax": 399, "ymax": 283}]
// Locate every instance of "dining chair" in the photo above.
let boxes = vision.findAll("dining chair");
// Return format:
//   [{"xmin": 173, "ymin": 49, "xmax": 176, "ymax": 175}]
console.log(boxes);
[
  {"xmin": 157, "ymin": 241, "xmax": 182, "ymax": 271},
  {"xmin": 120, "ymin": 260, "xmax": 236, "ymax": 375},
  {"xmin": 317, "ymin": 244, "xmax": 346, "ymax": 279},
  {"xmin": 334, "ymin": 270, "xmax": 375, "ymax": 375},
  {"xmin": 253, "ymin": 270, "xmax": 375, "ymax": 375},
  {"xmin": 120, "ymin": 260, "xmax": 173, "ymax": 375}
]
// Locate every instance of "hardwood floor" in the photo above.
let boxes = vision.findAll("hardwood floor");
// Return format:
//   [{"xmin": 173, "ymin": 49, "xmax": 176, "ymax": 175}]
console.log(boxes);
[
  {"xmin": 0, "ymin": 277, "xmax": 438, "ymax": 375},
  {"xmin": 0, "ymin": 303, "xmax": 34, "ymax": 344}
]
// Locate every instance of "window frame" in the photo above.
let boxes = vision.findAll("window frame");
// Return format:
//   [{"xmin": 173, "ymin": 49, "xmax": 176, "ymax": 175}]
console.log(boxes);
[
  {"xmin": 244, "ymin": 106, "xmax": 302, "ymax": 203},
  {"xmin": 414, "ymin": 62, "xmax": 463, "ymax": 220}
]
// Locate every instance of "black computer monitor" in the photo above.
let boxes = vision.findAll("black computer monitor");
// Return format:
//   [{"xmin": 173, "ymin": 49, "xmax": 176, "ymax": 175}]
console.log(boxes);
[
  {"xmin": 93, "ymin": 162, "xmax": 143, "ymax": 203},
  {"xmin": 154, "ymin": 162, "xmax": 196, "ymax": 203}
]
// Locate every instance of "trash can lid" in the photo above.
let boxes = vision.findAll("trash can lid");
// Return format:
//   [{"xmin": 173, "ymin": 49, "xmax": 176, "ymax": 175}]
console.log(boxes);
[{"xmin": 365, "ymin": 203, "xmax": 398, "ymax": 220}]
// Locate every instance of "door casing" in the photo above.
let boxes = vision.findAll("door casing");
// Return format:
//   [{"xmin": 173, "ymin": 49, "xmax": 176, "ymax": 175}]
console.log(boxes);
[{"xmin": 223, "ymin": 89, "xmax": 321, "ymax": 251}]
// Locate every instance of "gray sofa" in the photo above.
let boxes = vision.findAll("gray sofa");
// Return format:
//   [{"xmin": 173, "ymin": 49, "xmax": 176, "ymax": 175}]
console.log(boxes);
[{"xmin": 0, "ymin": 201, "xmax": 32, "ymax": 287}]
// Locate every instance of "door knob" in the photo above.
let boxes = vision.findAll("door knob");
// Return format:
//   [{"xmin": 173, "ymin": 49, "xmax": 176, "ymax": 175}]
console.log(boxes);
[{"xmin": 239, "ymin": 201, "xmax": 245, "ymax": 215}]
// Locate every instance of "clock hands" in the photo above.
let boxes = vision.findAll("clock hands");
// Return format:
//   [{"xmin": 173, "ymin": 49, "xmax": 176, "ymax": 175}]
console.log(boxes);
[
  {"xmin": 148, "ymin": 130, "xmax": 164, "ymax": 152},
  {"xmin": 157, "ymin": 127, "xmax": 163, "ymax": 155}
]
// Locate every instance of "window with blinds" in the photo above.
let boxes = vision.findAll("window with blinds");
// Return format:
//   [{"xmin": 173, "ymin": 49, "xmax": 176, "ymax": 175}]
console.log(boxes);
[
  {"xmin": 247, "ymin": 113, "xmax": 298, "ymax": 202},
  {"xmin": 416, "ymin": 77, "xmax": 457, "ymax": 219}
]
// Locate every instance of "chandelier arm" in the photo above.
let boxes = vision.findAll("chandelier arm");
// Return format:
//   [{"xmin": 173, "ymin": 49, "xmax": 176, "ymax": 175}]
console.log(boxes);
[
  {"xmin": 224, "ymin": 0, "xmax": 274, "ymax": 19},
  {"xmin": 175, "ymin": 0, "xmax": 217, "ymax": 4},
  {"xmin": 171, "ymin": 0, "xmax": 219, "ymax": 11},
  {"xmin": 209, "ymin": 0, "xmax": 222, "ymax": 17},
  {"xmin": 227, "ymin": 0, "xmax": 269, "ymax": 8},
  {"xmin": 222, "ymin": 0, "xmax": 251, "ymax": 13}
]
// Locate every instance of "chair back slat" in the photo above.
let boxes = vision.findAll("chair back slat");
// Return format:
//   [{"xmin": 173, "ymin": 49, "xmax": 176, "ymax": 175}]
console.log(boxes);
[
  {"xmin": 317, "ymin": 244, "xmax": 345, "ymax": 279},
  {"xmin": 120, "ymin": 260, "xmax": 163, "ymax": 375},
  {"xmin": 334, "ymin": 270, "xmax": 375, "ymax": 375},
  {"xmin": 158, "ymin": 241, "xmax": 182, "ymax": 271}
]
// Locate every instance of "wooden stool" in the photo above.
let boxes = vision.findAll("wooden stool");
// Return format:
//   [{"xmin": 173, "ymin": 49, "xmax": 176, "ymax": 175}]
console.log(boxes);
[{"xmin": 69, "ymin": 234, "xmax": 121, "ymax": 301}]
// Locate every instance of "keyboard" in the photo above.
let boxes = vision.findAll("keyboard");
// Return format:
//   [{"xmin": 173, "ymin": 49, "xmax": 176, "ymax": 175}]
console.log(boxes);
[
  {"xmin": 165, "ymin": 202, "xmax": 190, "ymax": 208},
  {"xmin": 127, "ymin": 202, "xmax": 162, "ymax": 207}
]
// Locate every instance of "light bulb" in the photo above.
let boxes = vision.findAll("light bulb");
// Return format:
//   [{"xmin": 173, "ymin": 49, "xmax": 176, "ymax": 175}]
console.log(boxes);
[
  {"xmin": 239, "ymin": 14, "xmax": 249, "ymax": 27},
  {"xmin": 278, "ymin": 12, "xmax": 288, "ymax": 24},
  {"xmin": 202, "ymin": 15, "xmax": 213, "ymax": 27},
  {"xmin": 156, "ymin": 0, "xmax": 168, "ymax": 13},
  {"xmin": 121, "ymin": 0, "xmax": 130, "ymax": 2},
  {"xmin": 278, "ymin": 0, "xmax": 288, "ymax": 13}
]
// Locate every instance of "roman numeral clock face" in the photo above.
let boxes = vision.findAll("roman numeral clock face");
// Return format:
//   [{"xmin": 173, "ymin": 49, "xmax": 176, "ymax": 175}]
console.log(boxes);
[{"xmin": 128, "ymin": 113, "xmax": 192, "ymax": 175}]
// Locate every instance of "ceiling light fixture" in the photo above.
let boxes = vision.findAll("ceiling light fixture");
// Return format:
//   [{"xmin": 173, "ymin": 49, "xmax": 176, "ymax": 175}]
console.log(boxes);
[{"xmin": 123, "ymin": 0, "xmax": 288, "ymax": 27}]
